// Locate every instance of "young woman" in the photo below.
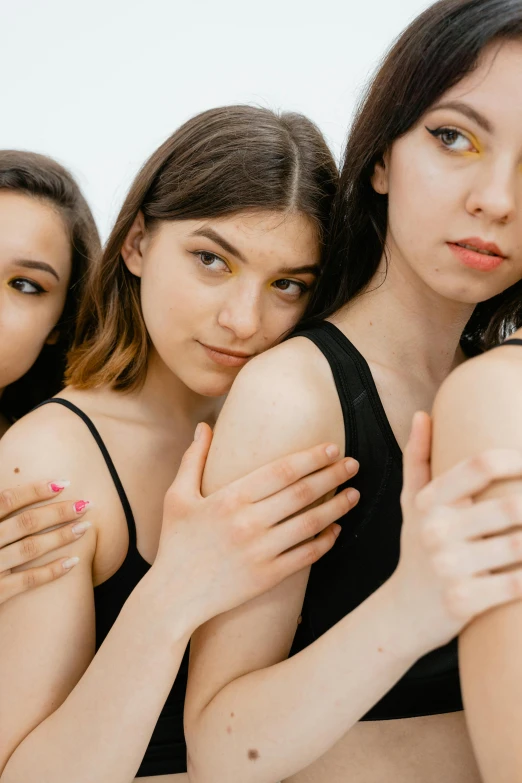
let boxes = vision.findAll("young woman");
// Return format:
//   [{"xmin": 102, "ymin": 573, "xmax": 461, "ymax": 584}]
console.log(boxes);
[
  {"xmin": 184, "ymin": 2, "xmax": 522, "ymax": 782},
  {"xmin": 0, "ymin": 106, "xmax": 361, "ymax": 783},
  {"xmin": 0, "ymin": 150, "xmax": 102, "ymax": 603},
  {"xmin": 431, "ymin": 262, "xmax": 522, "ymax": 776}
]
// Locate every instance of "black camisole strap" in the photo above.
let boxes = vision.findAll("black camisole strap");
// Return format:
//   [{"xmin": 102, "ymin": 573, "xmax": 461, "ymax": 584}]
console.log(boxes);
[
  {"xmin": 500, "ymin": 339, "xmax": 522, "ymax": 347},
  {"xmin": 34, "ymin": 398, "xmax": 137, "ymax": 547}
]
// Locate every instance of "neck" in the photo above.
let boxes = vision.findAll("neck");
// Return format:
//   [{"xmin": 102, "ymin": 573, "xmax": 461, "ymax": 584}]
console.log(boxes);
[
  {"xmin": 122, "ymin": 349, "xmax": 223, "ymax": 432},
  {"xmin": 332, "ymin": 252, "xmax": 475, "ymax": 385}
]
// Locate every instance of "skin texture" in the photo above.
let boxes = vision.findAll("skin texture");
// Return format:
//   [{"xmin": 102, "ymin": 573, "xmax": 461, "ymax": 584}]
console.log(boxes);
[
  {"xmin": 0, "ymin": 207, "xmax": 354, "ymax": 783},
  {"xmin": 184, "ymin": 41, "xmax": 522, "ymax": 783},
  {"xmin": 431, "ymin": 327, "xmax": 522, "ymax": 783}
]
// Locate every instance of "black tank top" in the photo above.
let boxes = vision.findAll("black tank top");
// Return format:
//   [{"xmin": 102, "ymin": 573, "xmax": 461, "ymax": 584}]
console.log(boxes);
[
  {"xmin": 289, "ymin": 322, "xmax": 462, "ymax": 719},
  {"xmin": 37, "ymin": 398, "xmax": 188, "ymax": 776}
]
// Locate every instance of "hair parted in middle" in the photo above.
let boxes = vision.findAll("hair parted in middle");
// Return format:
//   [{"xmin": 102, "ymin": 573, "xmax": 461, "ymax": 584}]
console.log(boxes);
[{"xmin": 66, "ymin": 104, "xmax": 338, "ymax": 391}]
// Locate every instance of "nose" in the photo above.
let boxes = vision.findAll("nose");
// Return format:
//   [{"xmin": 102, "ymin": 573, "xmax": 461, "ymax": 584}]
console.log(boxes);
[
  {"xmin": 466, "ymin": 157, "xmax": 518, "ymax": 225},
  {"xmin": 217, "ymin": 284, "xmax": 262, "ymax": 341}
]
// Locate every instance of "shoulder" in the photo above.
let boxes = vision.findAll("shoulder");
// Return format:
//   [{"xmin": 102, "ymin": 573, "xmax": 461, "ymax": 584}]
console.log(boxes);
[{"xmin": 203, "ymin": 337, "xmax": 343, "ymax": 491}]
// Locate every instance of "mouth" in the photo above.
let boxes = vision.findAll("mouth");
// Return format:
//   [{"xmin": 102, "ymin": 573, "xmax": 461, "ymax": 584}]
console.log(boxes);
[
  {"xmin": 447, "ymin": 237, "xmax": 507, "ymax": 272},
  {"xmin": 197, "ymin": 342, "xmax": 254, "ymax": 368}
]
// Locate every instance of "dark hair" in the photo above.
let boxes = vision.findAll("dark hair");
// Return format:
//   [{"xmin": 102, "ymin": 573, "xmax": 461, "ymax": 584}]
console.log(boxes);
[
  {"xmin": 67, "ymin": 105, "xmax": 338, "ymax": 390},
  {"xmin": 0, "ymin": 150, "xmax": 100, "ymax": 421},
  {"xmin": 303, "ymin": 0, "xmax": 522, "ymax": 353}
]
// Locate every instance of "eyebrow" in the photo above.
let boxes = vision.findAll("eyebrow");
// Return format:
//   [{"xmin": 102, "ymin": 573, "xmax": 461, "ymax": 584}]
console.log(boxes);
[
  {"xmin": 429, "ymin": 101, "xmax": 493, "ymax": 134},
  {"xmin": 191, "ymin": 226, "xmax": 320, "ymax": 276},
  {"xmin": 14, "ymin": 259, "xmax": 61, "ymax": 282}
]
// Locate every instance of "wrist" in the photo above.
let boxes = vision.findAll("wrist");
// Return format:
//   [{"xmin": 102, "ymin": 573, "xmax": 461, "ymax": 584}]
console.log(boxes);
[
  {"xmin": 374, "ymin": 578, "xmax": 432, "ymax": 662},
  {"xmin": 130, "ymin": 568, "xmax": 199, "ymax": 646}
]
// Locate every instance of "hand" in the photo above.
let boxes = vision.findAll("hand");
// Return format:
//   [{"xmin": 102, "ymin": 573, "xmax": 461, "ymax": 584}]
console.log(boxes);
[
  {"xmin": 0, "ymin": 480, "xmax": 91, "ymax": 604},
  {"xmin": 151, "ymin": 423, "xmax": 360, "ymax": 631},
  {"xmin": 390, "ymin": 411, "xmax": 522, "ymax": 656}
]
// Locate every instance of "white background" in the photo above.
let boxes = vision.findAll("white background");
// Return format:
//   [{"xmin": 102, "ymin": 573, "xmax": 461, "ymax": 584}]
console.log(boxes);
[{"xmin": 1, "ymin": 0, "xmax": 431, "ymax": 239}]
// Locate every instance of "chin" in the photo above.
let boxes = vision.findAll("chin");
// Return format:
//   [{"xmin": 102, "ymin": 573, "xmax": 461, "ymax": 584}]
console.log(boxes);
[{"xmin": 184, "ymin": 369, "xmax": 238, "ymax": 398}]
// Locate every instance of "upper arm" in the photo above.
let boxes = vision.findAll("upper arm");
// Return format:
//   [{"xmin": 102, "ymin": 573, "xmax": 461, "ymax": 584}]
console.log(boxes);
[
  {"xmin": 431, "ymin": 351, "xmax": 522, "ymax": 782},
  {"xmin": 185, "ymin": 340, "xmax": 340, "ymax": 726},
  {"xmin": 0, "ymin": 410, "xmax": 99, "ymax": 771}
]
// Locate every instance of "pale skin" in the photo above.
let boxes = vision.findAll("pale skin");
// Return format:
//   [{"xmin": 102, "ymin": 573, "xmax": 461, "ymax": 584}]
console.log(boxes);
[
  {"xmin": 432, "ymin": 326, "xmax": 522, "ymax": 783},
  {"xmin": 0, "ymin": 190, "xmax": 97, "ymax": 598},
  {"xmin": 184, "ymin": 41, "xmax": 522, "ymax": 783},
  {"xmin": 0, "ymin": 208, "xmax": 359, "ymax": 783}
]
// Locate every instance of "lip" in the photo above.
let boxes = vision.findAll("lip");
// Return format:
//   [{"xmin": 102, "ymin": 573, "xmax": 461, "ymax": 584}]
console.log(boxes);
[
  {"xmin": 447, "ymin": 237, "xmax": 506, "ymax": 272},
  {"xmin": 198, "ymin": 342, "xmax": 254, "ymax": 368}
]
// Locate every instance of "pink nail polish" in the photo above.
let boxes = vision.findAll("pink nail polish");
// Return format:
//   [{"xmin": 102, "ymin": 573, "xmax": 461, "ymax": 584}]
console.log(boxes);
[
  {"xmin": 49, "ymin": 480, "xmax": 70, "ymax": 493},
  {"xmin": 74, "ymin": 500, "xmax": 90, "ymax": 514}
]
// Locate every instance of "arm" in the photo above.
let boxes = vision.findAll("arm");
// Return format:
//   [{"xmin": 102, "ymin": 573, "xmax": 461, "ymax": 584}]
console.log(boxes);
[
  {"xmin": 0, "ymin": 408, "xmax": 194, "ymax": 783},
  {"xmin": 431, "ymin": 349, "xmax": 522, "ymax": 783}
]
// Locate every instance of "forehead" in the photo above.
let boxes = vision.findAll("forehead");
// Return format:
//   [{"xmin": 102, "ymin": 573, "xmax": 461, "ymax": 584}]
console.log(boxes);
[
  {"xmin": 155, "ymin": 210, "xmax": 319, "ymax": 264},
  {"xmin": 437, "ymin": 39, "xmax": 522, "ymax": 124},
  {"xmin": 0, "ymin": 191, "xmax": 71, "ymax": 271}
]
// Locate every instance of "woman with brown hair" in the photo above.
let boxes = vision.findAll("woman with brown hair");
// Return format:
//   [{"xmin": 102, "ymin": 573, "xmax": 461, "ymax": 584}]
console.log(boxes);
[
  {"xmin": 0, "ymin": 150, "xmax": 102, "ymax": 603},
  {"xmin": 184, "ymin": 2, "xmax": 522, "ymax": 782},
  {"xmin": 0, "ymin": 106, "xmax": 360, "ymax": 782}
]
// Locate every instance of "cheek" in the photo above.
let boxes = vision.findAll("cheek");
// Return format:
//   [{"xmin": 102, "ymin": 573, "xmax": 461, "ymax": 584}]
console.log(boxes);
[{"xmin": 0, "ymin": 309, "xmax": 51, "ymax": 387}]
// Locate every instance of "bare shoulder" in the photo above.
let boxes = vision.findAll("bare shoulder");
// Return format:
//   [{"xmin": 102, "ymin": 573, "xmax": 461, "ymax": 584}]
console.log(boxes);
[
  {"xmin": 432, "ymin": 343, "xmax": 522, "ymax": 469},
  {"xmin": 204, "ymin": 336, "xmax": 343, "ymax": 491}
]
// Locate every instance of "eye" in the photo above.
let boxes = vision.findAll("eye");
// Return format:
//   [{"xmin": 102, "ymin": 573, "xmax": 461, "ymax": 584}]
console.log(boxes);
[
  {"xmin": 8, "ymin": 277, "xmax": 45, "ymax": 295},
  {"xmin": 426, "ymin": 126, "xmax": 477, "ymax": 153},
  {"xmin": 194, "ymin": 251, "xmax": 229, "ymax": 272},
  {"xmin": 272, "ymin": 279, "xmax": 310, "ymax": 299}
]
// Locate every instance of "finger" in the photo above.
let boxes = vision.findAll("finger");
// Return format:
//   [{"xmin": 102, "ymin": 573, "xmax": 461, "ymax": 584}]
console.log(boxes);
[
  {"xmin": 273, "ymin": 524, "xmax": 340, "ymax": 580},
  {"xmin": 233, "ymin": 442, "xmax": 351, "ymax": 504},
  {"xmin": 416, "ymin": 449, "xmax": 522, "ymax": 512},
  {"xmin": 446, "ymin": 569, "xmax": 522, "ymax": 621},
  {"xmin": 460, "ymin": 494, "xmax": 522, "ymax": 541},
  {"xmin": 402, "ymin": 411, "xmax": 432, "ymax": 502},
  {"xmin": 0, "ymin": 556, "xmax": 79, "ymax": 604},
  {"xmin": 0, "ymin": 520, "xmax": 91, "ymax": 571},
  {"xmin": 268, "ymin": 488, "xmax": 359, "ymax": 555},
  {"xmin": 0, "ymin": 479, "xmax": 70, "ymax": 520},
  {"xmin": 0, "ymin": 499, "xmax": 91, "ymax": 549},
  {"xmin": 256, "ymin": 459, "xmax": 359, "ymax": 528},
  {"xmin": 166, "ymin": 423, "xmax": 213, "ymax": 499}
]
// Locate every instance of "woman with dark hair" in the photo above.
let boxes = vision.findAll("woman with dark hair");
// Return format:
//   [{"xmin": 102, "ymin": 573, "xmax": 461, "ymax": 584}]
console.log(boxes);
[
  {"xmin": 0, "ymin": 106, "xmax": 363, "ymax": 783},
  {"xmin": 0, "ymin": 151, "xmax": 102, "ymax": 603},
  {"xmin": 184, "ymin": 2, "xmax": 522, "ymax": 782}
]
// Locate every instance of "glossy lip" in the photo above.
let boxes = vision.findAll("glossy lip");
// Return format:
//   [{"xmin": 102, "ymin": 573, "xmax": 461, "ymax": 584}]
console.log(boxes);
[
  {"xmin": 447, "ymin": 236, "xmax": 506, "ymax": 272},
  {"xmin": 198, "ymin": 341, "xmax": 254, "ymax": 368}
]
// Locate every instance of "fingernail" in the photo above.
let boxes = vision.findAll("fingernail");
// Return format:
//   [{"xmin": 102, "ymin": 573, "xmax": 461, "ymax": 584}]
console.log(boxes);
[
  {"xmin": 49, "ymin": 480, "xmax": 70, "ymax": 493},
  {"xmin": 62, "ymin": 556, "xmax": 79, "ymax": 570},
  {"xmin": 333, "ymin": 523, "xmax": 342, "ymax": 539},
  {"xmin": 71, "ymin": 520, "xmax": 92, "ymax": 537},
  {"xmin": 346, "ymin": 488, "xmax": 360, "ymax": 504},
  {"xmin": 344, "ymin": 458, "xmax": 359, "ymax": 474},
  {"xmin": 194, "ymin": 423, "xmax": 203, "ymax": 441},
  {"xmin": 325, "ymin": 444, "xmax": 339, "ymax": 459},
  {"xmin": 74, "ymin": 500, "xmax": 91, "ymax": 514}
]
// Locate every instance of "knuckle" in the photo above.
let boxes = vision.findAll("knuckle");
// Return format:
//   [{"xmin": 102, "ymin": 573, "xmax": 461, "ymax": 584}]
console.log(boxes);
[
  {"xmin": 0, "ymin": 488, "xmax": 17, "ymax": 515},
  {"xmin": 509, "ymin": 532, "xmax": 522, "ymax": 558},
  {"xmin": 17, "ymin": 509, "xmax": 38, "ymax": 535},
  {"xmin": 502, "ymin": 495, "xmax": 522, "ymax": 523},
  {"xmin": 216, "ymin": 488, "xmax": 240, "ymax": 517},
  {"xmin": 444, "ymin": 581, "xmax": 470, "ymax": 619},
  {"xmin": 22, "ymin": 569, "xmax": 38, "ymax": 591},
  {"xmin": 468, "ymin": 454, "xmax": 492, "ymax": 481},
  {"xmin": 300, "ymin": 510, "xmax": 321, "ymax": 538},
  {"xmin": 508, "ymin": 570, "xmax": 522, "ymax": 599},
  {"xmin": 273, "ymin": 460, "xmax": 298, "ymax": 487},
  {"xmin": 421, "ymin": 517, "xmax": 447, "ymax": 550},
  {"xmin": 21, "ymin": 535, "xmax": 40, "ymax": 560},
  {"xmin": 57, "ymin": 503, "xmax": 71, "ymax": 522},
  {"xmin": 431, "ymin": 549, "xmax": 458, "ymax": 578},
  {"xmin": 292, "ymin": 481, "xmax": 314, "ymax": 508}
]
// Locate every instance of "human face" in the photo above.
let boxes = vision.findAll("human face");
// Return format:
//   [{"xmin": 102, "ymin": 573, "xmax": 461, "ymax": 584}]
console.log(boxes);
[
  {"xmin": 122, "ymin": 210, "xmax": 319, "ymax": 396},
  {"xmin": 0, "ymin": 191, "xmax": 71, "ymax": 392},
  {"xmin": 375, "ymin": 40, "xmax": 522, "ymax": 305}
]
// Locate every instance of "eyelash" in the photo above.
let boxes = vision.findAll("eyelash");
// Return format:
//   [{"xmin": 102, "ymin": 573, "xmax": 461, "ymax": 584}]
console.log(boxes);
[
  {"xmin": 426, "ymin": 125, "xmax": 477, "ymax": 153},
  {"xmin": 192, "ymin": 251, "xmax": 311, "ymax": 299},
  {"xmin": 8, "ymin": 277, "xmax": 46, "ymax": 295}
]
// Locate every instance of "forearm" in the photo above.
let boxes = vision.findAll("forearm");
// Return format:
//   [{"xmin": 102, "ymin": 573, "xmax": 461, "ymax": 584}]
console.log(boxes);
[
  {"xmin": 2, "ymin": 573, "xmax": 192, "ymax": 783},
  {"xmin": 187, "ymin": 580, "xmax": 421, "ymax": 783}
]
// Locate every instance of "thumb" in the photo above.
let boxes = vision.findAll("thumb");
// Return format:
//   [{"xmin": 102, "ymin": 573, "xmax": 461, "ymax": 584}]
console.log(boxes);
[
  {"xmin": 402, "ymin": 411, "xmax": 432, "ymax": 500},
  {"xmin": 170, "ymin": 422, "xmax": 213, "ymax": 498}
]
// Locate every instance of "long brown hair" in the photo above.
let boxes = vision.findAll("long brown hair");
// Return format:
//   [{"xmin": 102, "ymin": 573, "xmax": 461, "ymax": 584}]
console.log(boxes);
[
  {"xmin": 67, "ymin": 105, "xmax": 338, "ymax": 391},
  {"xmin": 0, "ymin": 150, "xmax": 100, "ymax": 421},
  {"xmin": 303, "ymin": 0, "xmax": 522, "ymax": 354}
]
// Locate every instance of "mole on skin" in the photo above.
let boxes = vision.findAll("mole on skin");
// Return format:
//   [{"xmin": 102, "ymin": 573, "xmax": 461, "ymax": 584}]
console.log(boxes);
[
  {"xmin": 14, "ymin": 467, "xmax": 19, "ymax": 473},
  {"xmin": 248, "ymin": 749, "xmax": 260, "ymax": 760}
]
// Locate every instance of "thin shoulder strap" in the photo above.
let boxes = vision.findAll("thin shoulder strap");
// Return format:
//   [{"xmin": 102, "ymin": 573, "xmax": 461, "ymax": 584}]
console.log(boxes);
[
  {"xmin": 35, "ymin": 398, "xmax": 137, "ymax": 546},
  {"xmin": 501, "ymin": 339, "xmax": 522, "ymax": 347}
]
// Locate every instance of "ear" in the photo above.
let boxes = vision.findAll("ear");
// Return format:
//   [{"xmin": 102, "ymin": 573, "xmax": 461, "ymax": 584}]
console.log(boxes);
[
  {"xmin": 371, "ymin": 150, "xmax": 390, "ymax": 195},
  {"xmin": 121, "ymin": 211, "xmax": 147, "ymax": 277}
]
